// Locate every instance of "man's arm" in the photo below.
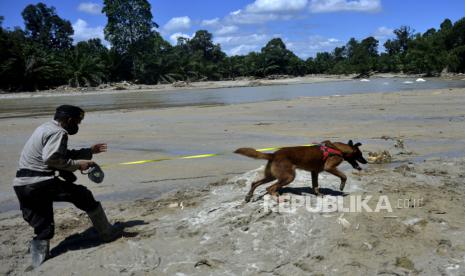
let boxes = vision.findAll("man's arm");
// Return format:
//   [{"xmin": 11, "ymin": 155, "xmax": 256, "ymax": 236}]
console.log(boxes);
[
  {"xmin": 42, "ymin": 132, "xmax": 82, "ymax": 171},
  {"xmin": 67, "ymin": 148, "xmax": 93, "ymax": 160},
  {"xmin": 67, "ymin": 143, "xmax": 107, "ymax": 159}
]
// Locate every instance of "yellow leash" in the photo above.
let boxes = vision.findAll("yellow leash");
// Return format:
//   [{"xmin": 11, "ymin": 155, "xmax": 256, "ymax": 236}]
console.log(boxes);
[{"xmin": 104, "ymin": 144, "xmax": 315, "ymax": 168}]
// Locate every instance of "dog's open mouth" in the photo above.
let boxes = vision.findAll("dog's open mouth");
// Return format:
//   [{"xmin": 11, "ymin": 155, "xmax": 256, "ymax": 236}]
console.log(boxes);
[
  {"xmin": 350, "ymin": 161, "xmax": 363, "ymax": 170},
  {"xmin": 352, "ymin": 157, "xmax": 367, "ymax": 170}
]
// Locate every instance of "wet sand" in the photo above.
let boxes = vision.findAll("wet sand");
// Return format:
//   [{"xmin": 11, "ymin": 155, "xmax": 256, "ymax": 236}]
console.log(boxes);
[{"xmin": 1, "ymin": 86, "xmax": 465, "ymax": 274}]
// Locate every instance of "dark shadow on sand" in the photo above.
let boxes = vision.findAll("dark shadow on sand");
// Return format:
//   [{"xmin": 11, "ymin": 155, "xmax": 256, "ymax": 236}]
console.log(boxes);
[
  {"xmin": 252, "ymin": 186, "xmax": 347, "ymax": 202},
  {"xmin": 50, "ymin": 220, "xmax": 146, "ymax": 258},
  {"xmin": 279, "ymin": 186, "xmax": 347, "ymax": 197}
]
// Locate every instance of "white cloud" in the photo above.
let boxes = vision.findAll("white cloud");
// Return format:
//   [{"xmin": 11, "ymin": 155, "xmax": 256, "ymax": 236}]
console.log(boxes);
[
  {"xmin": 215, "ymin": 33, "xmax": 270, "ymax": 56},
  {"xmin": 246, "ymin": 0, "xmax": 308, "ymax": 13},
  {"xmin": 226, "ymin": 9, "xmax": 281, "ymax": 24},
  {"xmin": 192, "ymin": 0, "xmax": 379, "ymax": 57},
  {"xmin": 309, "ymin": 0, "xmax": 381, "ymax": 13},
  {"xmin": 72, "ymin": 19, "xmax": 105, "ymax": 42},
  {"xmin": 163, "ymin": 16, "xmax": 191, "ymax": 32},
  {"xmin": 216, "ymin": 25, "xmax": 239, "ymax": 35},
  {"xmin": 373, "ymin": 26, "xmax": 394, "ymax": 39},
  {"xmin": 214, "ymin": 34, "xmax": 269, "ymax": 47},
  {"xmin": 77, "ymin": 2, "xmax": 101, "ymax": 15},
  {"xmin": 229, "ymin": 44, "xmax": 261, "ymax": 56},
  {"xmin": 201, "ymin": 18, "xmax": 220, "ymax": 27},
  {"xmin": 231, "ymin": 10, "xmax": 242, "ymax": 16},
  {"xmin": 169, "ymin": 32, "xmax": 193, "ymax": 44},
  {"xmin": 213, "ymin": 32, "xmax": 339, "ymax": 58},
  {"xmin": 286, "ymin": 35, "xmax": 343, "ymax": 58},
  {"xmin": 225, "ymin": 0, "xmax": 308, "ymax": 25}
]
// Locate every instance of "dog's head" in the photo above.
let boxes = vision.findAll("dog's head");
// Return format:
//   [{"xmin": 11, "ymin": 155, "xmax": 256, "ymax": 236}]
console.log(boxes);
[{"xmin": 344, "ymin": 140, "xmax": 368, "ymax": 170}]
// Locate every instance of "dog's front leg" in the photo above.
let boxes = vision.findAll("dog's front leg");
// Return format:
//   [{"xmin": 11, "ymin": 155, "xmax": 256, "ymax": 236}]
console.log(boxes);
[
  {"xmin": 311, "ymin": 171, "xmax": 321, "ymax": 196},
  {"xmin": 325, "ymin": 167, "xmax": 347, "ymax": 191},
  {"xmin": 324, "ymin": 157, "xmax": 346, "ymax": 191}
]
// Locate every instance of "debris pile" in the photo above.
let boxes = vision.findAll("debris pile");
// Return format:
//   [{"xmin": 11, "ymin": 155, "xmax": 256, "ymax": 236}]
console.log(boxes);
[
  {"xmin": 172, "ymin": 81, "xmax": 190, "ymax": 87},
  {"xmin": 367, "ymin": 150, "xmax": 392, "ymax": 164}
]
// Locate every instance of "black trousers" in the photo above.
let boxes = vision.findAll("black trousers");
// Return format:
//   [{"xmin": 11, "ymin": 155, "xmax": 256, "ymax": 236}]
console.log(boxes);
[{"xmin": 14, "ymin": 178, "xmax": 99, "ymax": 240}]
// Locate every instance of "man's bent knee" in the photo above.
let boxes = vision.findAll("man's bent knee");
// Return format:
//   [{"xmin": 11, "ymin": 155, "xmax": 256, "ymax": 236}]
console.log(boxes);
[{"xmin": 70, "ymin": 184, "xmax": 99, "ymax": 212}]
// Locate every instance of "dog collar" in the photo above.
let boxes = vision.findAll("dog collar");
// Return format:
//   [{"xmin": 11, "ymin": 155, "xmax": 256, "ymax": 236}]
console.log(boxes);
[{"xmin": 344, "ymin": 152, "xmax": 354, "ymax": 158}]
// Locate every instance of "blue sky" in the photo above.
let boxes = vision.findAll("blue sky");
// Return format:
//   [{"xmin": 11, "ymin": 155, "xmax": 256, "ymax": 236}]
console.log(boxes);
[{"xmin": 1, "ymin": 0, "xmax": 464, "ymax": 58}]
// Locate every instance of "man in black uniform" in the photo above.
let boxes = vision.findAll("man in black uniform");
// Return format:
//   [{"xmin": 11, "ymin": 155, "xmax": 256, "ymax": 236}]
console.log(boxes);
[{"xmin": 13, "ymin": 105, "xmax": 120, "ymax": 268}]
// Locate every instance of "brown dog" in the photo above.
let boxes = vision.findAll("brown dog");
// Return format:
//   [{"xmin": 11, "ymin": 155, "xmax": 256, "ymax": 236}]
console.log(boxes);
[{"xmin": 234, "ymin": 140, "xmax": 367, "ymax": 202}]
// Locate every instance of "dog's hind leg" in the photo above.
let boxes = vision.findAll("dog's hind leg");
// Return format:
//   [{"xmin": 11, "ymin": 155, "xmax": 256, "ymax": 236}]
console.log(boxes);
[
  {"xmin": 246, "ymin": 177, "xmax": 275, "ymax": 202},
  {"xmin": 266, "ymin": 177, "xmax": 295, "ymax": 200},
  {"xmin": 266, "ymin": 160, "xmax": 295, "ymax": 198},
  {"xmin": 245, "ymin": 162, "xmax": 275, "ymax": 202}
]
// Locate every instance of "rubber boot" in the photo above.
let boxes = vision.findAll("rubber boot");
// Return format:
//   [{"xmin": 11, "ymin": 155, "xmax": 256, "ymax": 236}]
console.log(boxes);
[
  {"xmin": 87, "ymin": 202, "xmax": 121, "ymax": 242},
  {"xmin": 30, "ymin": 239, "xmax": 49, "ymax": 268}
]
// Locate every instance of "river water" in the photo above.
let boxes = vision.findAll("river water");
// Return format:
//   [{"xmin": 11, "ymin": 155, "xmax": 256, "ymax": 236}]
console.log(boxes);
[{"xmin": 0, "ymin": 77, "xmax": 464, "ymax": 118}]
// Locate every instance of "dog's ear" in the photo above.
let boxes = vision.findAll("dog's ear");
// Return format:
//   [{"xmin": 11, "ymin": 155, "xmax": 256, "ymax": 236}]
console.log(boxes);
[
  {"xmin": 348, "ymin": 140, "xmax": 353, "ymax": 146},
  {"xmin": 354, "ymin": 142, "xmax": 362, "ymax": 147}
]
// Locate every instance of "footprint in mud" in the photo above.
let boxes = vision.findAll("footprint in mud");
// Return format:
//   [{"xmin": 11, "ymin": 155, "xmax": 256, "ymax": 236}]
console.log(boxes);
[
  {"xmin": 194, "ymin": 258, "xmax": 225, "ymax": 269},
  {"xmin": 227, "ymin": 215, "xmax": 252, "ymax": 230},
  {"xmin": 293, "ymin": 254, "xmax": 325, "ymax": 273},
  {"xmin": 180, "ymin": 229, "xmax": 203, "ymax": 238},
  {"xmin": 134, "ymin": 227, "xmax": 157, "ymax": 240},
  {"xmin": 436, "ymin": 239, "xmax": 452, "ymax": 256},
  {"xmin": 395, "ymin": 256, "xmax": 416, "ymax": 271}
]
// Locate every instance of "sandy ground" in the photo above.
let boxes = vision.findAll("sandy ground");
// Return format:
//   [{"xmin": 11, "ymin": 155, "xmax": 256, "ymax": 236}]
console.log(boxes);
[{"xmin": 1, "ymin": 86, "xmax": 465, "ymax": 275}]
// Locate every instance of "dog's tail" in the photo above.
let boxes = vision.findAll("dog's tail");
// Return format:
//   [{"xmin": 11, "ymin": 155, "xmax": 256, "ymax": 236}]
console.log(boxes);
[{"xmin": 234, "ymin": 148, "xmax": 273, "ymax": 160}]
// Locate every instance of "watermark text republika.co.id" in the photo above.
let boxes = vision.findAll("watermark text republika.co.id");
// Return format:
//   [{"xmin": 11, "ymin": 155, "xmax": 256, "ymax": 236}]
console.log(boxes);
[{"xmin": 263, "ymin": 194, "xmax": 423, "ymax": 213}]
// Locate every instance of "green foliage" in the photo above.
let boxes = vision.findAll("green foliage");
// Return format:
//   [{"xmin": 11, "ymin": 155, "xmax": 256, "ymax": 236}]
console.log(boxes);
[
  {"xmin": 260, "ymin": 38, "xmax": 291, "ymax": 75},
  {"xmin": 162, "ymin": 30, "xmax": 226, "ymax": 81},
  {"xmin": 66, "ymin": 39, "xmax": 108, "ymax": 87},
  {"xmin": 0, "ymin": 27, "xmax": 23, "ymax": 89},
  {"xmin": 221, "ymin": 56, "xmax": 246, "ymax": 80},
  {"xmin": 447, "ymin": 45, "xmax": 465, "ymax": 72},
  {"xmin": 102, "ymin": 0, "xmax": 155, "ymax": 54},
  {"xmin": 2, "ymin": 42, "xmax": 63, "ymax": 91},
  {"xmin": 240, "ymin": 52, "xmax": 264, "ymax": 77},
  {"xmin": 404, "ymin": 33, "xmax": 447, "ymax": 75},
  {"xmin": 131, "ymin": 33, "xmax": 180, "ymax": 84},
  {"xmin": 0, "ymin": 26, "xmax": 64, "ymax": 91},
  {"xmin": 102, "ymin": 0, "xmax": 157, "ymax": 81},
  {"xmin": 377, "ymin": 53, "xmax": 401, "ymax": 72},
  {"xmin": 313, "ymin": 52, "xmax": 335, "ymax": 73},
  {"xmin": 350, "ymin": 37, "xmax": 379, "ymax": 75},
  {"xmin": 393, "ymin": 26, "xmax": 415, "ymax": 54},
  {"xmin": 21, "ymin": 2, "xmax": 73, "ymax": 50}
]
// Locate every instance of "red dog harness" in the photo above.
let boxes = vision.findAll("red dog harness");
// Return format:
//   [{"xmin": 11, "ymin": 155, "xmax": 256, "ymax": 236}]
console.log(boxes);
[{"xmin": 319, "ymin": 144, "xmax": 343, "ymax": 161}]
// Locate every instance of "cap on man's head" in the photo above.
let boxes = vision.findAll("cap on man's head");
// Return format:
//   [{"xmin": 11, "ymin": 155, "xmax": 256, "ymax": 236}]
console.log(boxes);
[{"xmin": 54, "ymin": 105, "xmax": 85, "ymax": 121}]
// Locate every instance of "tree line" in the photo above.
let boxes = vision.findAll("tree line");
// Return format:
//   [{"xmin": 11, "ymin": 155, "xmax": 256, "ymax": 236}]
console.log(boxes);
[{"xmin": 0, "ymin": 0, "xmax": 464, "ymax": 91}]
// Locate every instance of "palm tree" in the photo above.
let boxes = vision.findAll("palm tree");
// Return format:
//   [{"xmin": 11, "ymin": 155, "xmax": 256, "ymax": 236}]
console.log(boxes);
[
  {"xmin": 1, "ymin": 43, "xmax": 61, "ymax": 91},
  {"xmin": 66, "ymin": 47, "xmax": 106, "ymax": 87}
]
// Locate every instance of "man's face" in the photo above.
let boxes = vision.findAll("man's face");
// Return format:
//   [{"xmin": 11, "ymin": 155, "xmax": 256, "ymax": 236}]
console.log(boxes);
[{"xmin": 63, "ymin": 117, "xmax": 82, "ymax": 135}]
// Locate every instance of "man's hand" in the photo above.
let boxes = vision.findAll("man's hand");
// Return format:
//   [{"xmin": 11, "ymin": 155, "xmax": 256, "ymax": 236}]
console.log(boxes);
[
  {"xmin": 91, "ymin": 143, "xmax": 107, "ymax": 154},
  {"xmin": 79, "ymin": 160, "xmax": 95, "ymax": 171}
]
